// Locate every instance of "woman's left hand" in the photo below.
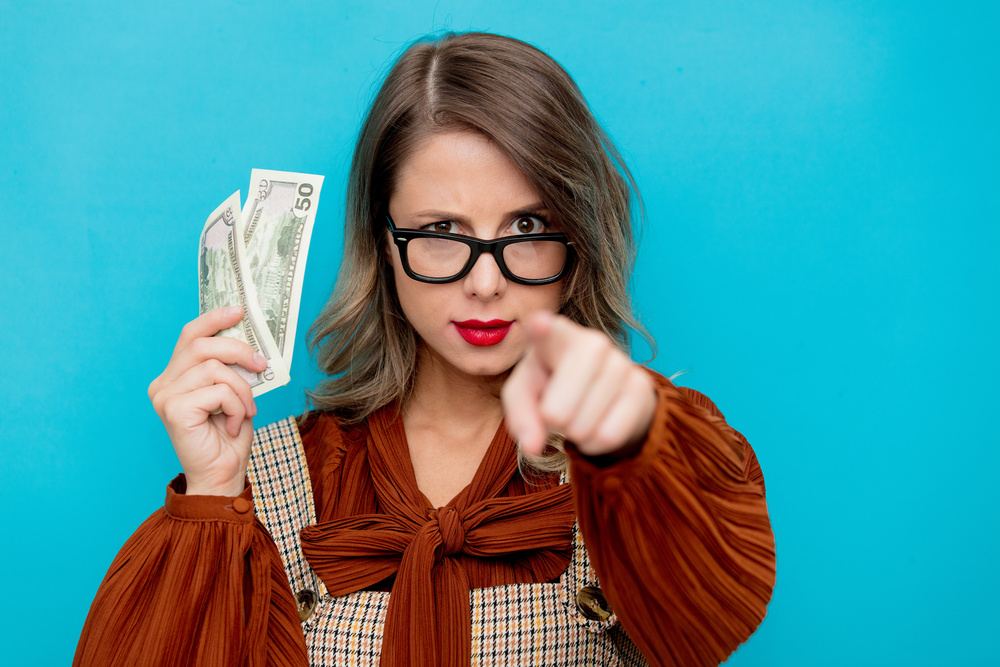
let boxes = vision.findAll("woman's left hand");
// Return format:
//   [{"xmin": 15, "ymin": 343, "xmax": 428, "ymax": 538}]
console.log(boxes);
[{"xmin": 502, "ymin": 311, "xmax": 657, "ymax": 458}]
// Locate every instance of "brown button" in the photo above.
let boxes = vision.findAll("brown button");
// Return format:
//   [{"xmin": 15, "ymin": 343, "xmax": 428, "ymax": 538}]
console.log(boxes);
[
  {"xmin": 232, "ymin": 497, "xmax": 253, "ymax": 514},
  {"xmin": 603, "ymin": 477, "xmax": 623, "ymax": 493},
  {"xmin": 576, "ymin": 586, "xmax": 612, "ymax": 621},
  {"xmin": 295, "ymin": 589, "xmax": 317, "ymax": 622}
]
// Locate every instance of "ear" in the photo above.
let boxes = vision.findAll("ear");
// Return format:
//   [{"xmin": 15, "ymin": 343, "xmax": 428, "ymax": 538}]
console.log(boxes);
[
  {"xmin": 383, "ymin": 229, "xmax": 398, "ymax": 263},
  {"xmin": 378, "ymin": 210, "xmax": 396, "ymax": 262}
]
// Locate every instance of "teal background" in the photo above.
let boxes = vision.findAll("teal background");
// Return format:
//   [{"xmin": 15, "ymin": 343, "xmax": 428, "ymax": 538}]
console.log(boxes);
[{"xmin": 2, "ymin": 1, "xmax": 997, "ymax": 664}]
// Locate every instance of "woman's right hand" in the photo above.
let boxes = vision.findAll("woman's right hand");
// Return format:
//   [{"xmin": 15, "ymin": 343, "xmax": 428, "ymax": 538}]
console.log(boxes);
[{"xmin": 148, "ymin": 306, "xmax": 267, "ymax": 497}]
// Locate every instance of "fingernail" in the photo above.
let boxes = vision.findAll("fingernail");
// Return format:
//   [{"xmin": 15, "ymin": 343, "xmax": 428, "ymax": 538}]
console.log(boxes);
[
  {"xmin": 253, "ymin": 353, "xmax": 266, "ymax": 368},
  {"xmin": 226, "ymin": 305, "xmax": 243, "ymax": 317}
]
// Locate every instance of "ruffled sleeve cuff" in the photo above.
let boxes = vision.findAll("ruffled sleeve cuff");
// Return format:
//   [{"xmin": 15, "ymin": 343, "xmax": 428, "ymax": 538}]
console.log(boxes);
[
  {"xmin": 165, "ymin": 474, "xmax": 256, "ymax": 523},
  {"xmin": 566, "ymin": 369, "xmax": 745, "ymax": 483},
  {"xmin": 75, "ymin": 474, "xmax": 309, "ymax": 666}
]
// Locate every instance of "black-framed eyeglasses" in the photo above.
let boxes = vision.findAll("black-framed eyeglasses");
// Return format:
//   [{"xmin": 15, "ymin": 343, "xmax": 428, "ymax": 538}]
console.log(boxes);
[{"xmin": 385, "ymin": 215, "xmax": 573, "ymax": 285}]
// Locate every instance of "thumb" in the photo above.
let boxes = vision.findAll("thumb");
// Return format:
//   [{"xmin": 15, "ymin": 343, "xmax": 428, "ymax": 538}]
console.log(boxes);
[
  {"xmin": 526, "ymin": 309, "xmax": 556, "ymax": 339},
  {"xmin": 525, "ymin": 310, "xmax": 578, "ymax": 373}
]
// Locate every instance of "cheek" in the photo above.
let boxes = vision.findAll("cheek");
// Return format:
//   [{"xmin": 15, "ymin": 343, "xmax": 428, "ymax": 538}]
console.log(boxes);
[
  {"xmin": 388, "ymin": 259, "xmax": 437, "ymax": 330},
  {"xmin": 539, "ymin": 282, "xmax": 565, "ymax": 313}
]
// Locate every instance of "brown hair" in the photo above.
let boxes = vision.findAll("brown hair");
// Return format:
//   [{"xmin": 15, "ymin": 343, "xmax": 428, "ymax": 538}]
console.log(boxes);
[{"xmin": 307, "ymin": 32, "xmax": 653, "ymax": 455}]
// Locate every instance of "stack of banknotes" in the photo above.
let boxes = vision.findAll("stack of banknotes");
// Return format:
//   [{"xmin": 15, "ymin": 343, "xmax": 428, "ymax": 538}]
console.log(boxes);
[{"xmin": 199, "ymin": 169, "xmax": 325, "ymax": 397}]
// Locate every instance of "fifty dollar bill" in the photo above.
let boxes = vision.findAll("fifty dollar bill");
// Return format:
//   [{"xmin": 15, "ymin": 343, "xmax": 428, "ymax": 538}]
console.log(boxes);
[
  {"xmin": 199, "ymin": 191, "xmax": 290, "ymax": 396},
  {"xmin": 240, "ymin": 169, "xmax": 324, "ymax": 370}
]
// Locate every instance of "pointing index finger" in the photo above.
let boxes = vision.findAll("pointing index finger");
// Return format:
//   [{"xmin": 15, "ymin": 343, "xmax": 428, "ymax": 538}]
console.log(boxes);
[{"xmin": 501, "ymin": 345, "xmax": 550, "ymax": 457}]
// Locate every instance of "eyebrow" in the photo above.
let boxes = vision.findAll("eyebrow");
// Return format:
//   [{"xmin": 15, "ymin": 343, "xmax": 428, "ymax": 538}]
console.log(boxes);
[{"xmin": 409, "ymin": 203, "xmax": 550, "ymax": 223}]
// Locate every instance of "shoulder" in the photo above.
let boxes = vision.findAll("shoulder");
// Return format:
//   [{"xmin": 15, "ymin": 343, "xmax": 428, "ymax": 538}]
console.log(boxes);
[
  {"xmin": 250, "ymin": 412, "xmax": 355, "ymax": 473},
  {"xmin": 656, "ymin": 376, "xmax": 765, "ymax": 492},
  {"xmin": 295, "ymin": 411, "xmax": 366, "ymax": 480},
  {"xmin": 638, "ymin": 367, "xmax": 729, "ymax": 421},
  {"xmin": 640, "ymin": 368, "xmax": 726, "ymax": 418},
  {"xmin": 675, "ymin": 384, "xmax": 726, "ymax": 419}
]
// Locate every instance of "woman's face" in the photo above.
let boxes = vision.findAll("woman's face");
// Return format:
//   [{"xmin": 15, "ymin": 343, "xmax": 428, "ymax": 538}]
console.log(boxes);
[{"xmin": 387, "ymin": 131, "xmax": 564, "ymax": 380}]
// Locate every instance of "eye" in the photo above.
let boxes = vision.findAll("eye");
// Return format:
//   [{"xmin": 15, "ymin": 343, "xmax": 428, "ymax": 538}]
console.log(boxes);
[
  {"xmin": 422, "ymin": 221, "xmax": 459, "ymax": 234},
  {"xmin": 511, "ymin": 215, "xmax": 548, "ymax": 235}
]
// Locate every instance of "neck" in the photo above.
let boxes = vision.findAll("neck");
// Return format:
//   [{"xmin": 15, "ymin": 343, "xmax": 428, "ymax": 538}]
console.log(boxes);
[{"xmin": 403, "ymin": 344, "xmax": 506, "ymax": 433}]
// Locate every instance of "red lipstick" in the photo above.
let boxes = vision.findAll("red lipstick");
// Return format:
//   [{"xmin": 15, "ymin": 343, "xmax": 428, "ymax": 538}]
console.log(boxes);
[{"xmin": 454, "ymin": 319, "xmax": 513, "ymax": 346}]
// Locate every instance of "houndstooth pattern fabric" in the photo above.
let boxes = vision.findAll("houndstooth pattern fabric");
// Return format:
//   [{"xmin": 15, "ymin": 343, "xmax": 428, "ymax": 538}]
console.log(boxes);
[
  {"xmin": 249, "ymin": 417, "xmax": 647, "ymax": 666},
  {"xmin": 302, "ymin": 590, "xmax": 388, "ymax": 665},
  {"xmin": 248, "ymin": 418, "xmax": 328, "ymax": 600}
]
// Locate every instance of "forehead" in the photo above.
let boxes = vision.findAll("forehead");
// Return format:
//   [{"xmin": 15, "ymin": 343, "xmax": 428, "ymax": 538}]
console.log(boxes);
[{"xmin": 390, "ymin": 131, "xmax": 543, "ymax": 218}]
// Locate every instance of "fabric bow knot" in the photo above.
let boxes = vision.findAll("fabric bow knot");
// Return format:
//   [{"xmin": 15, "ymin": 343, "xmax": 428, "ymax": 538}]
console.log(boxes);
[
  {"xmin": 429, "ymin": 506, "xmax": 466, "ymax": 559},
  {"xmin": 298, "ymin": 407, "xmax": 575, "ymax": 667}
]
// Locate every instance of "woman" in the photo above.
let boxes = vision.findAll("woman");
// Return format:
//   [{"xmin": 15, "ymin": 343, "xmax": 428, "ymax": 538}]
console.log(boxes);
[{"xmin": 75, "ymin": 32, "xmax": 775, "ymax": 666}]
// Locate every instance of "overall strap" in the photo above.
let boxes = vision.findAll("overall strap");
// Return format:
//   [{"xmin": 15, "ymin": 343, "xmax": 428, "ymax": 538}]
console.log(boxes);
[
  {"xmin": 248, "ymin": 417, "xmax": 328, "ymax": 605},
  {"xmin": 559, "ymin": 473, "xmax": 645, "ymax": 664},
  {"xmin": 561, "ymin": 470, "xmax": 620, "ymax": 633}
]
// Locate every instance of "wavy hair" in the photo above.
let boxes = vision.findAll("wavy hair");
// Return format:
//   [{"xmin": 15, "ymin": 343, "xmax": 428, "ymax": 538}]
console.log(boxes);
[{"xmin": 306, "ymin": 32, "xmax": 653, "ymax": 471}]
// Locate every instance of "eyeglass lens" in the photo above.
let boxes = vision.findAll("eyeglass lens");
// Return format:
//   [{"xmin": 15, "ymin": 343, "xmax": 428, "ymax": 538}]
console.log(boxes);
[{"xmin": 406, "ymin": 237, "xmax": 567, "ymax": 280}]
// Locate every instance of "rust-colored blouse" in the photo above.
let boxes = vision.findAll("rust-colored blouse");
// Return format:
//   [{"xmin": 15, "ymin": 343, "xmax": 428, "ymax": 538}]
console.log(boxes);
[{"xmin": 74, "ymin": 374, "xmax": 775, "ymax": 666}]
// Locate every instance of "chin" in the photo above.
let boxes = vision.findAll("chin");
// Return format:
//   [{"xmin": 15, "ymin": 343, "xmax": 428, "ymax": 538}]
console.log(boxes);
[
  {"xmin": 458, "ymin": 339, "xmax": 527, "ymax": 375},
  {"xmin": 417, "ymin": 338, "xmax": 519, "ymax": 380},
  {"xmin": 455, "ymin": 353, "xmax": 519, "ymax": 379}
]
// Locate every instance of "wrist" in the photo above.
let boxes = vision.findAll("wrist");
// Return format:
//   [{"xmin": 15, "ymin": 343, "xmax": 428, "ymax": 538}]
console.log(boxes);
[
  {"xmin": 576, "ymin": 433, "xmax": 645, "ymax": 467},
  {"xmin": 183, "ymin": 475, "xmax": 246, "ymax": 497}
]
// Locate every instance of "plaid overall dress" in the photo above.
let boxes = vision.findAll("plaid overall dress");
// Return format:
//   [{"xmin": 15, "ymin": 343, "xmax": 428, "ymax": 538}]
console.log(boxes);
[{"xmin": 249, "ymin": 417, "xmax": 647, "ymax": 666}]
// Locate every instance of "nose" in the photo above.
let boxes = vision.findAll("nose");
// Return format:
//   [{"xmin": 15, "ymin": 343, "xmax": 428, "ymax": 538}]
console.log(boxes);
[{"xmin": 463, "ymin": 249, "xmax": 507, "ymax": 301}]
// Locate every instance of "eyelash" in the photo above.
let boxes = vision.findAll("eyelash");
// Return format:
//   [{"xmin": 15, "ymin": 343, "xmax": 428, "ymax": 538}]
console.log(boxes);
[
  {"xmin": 421, "ymin": 221, "xmax": 459, "ymax": 233},
  {"xmin": 420, "ymin": 215, "xmax": 551, "ymax": 235},
  {"xmin": 514, "ymin": 214, "xmax": 551, "ymax": 234}
]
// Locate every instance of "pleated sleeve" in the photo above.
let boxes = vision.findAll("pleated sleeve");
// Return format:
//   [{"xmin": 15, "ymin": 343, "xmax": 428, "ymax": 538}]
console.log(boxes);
[
  {"xmin": 567, "ymin": 372, "xmax": 776, "ymax": 667},
  {"xmin": 73, "ymin": 476, "xmax": 309, "ymax": 667}
]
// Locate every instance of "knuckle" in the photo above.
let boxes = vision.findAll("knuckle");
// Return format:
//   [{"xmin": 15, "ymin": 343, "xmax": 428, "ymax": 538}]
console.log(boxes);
[
  {"xmin": 593, "ymin": 428, "xmax": 621, "ymax": 453},
  {"xmin": 160, "ymin": 394, "xmax": 180, "ymax": 420},
  {"xmin": 179, "ymin": 320, "xmax": 198, "ymax": 342},
  {"xmin": 582, "ymin": 331, "xmax": 610, "ymax": 358},
  {"xmin": 565, "ymin": 423, "xmax": 590, "ymax": 445},
  {"xmin": 227, "ymin": 394, "xmax": 244, "ymax": 415},
  {"xmin": 189, "ymin": 336, "xmax": 213, "ymax": 359},
  {"xmin": 540, "ymin": 404, "xmax": 568, "ymax": 431},
  {"xmin": 608, "ymin": 353, "xmax": 631, "ymax": 378},
  {"xmin": 627, "ymin": 365, "xmax": 651, "ymax": 392},
  {"xmin": 205, "ymin": 357, "xmax": 228, "ymax": 376}
]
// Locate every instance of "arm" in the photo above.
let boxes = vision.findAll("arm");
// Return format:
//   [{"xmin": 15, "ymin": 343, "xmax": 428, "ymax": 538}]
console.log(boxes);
[
  {"xmin": 567, "ymin": 375, "xmax": 775, "ymax": 667},
  {"xmin": 502, "ymin": 312, "xmax": 774, "ymax": 666},
  {"xmin": 76, "ymin": 307, "xmax": 310, "ymax": 665},
  {"xmin": 73, "ymin": 476, "xmax": 309, "ymax": 666}
]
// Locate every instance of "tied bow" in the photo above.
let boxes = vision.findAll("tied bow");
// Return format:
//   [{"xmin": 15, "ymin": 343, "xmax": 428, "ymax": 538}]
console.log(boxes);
[{"xmin": 299, "ymin": 407, "xmax": 575, "ymax": 666}]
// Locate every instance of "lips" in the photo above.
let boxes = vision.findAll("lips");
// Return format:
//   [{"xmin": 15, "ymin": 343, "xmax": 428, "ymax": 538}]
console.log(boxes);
[{"xmin": 454, "ymin": 319, "xmax": 513, "ymax": 346}]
